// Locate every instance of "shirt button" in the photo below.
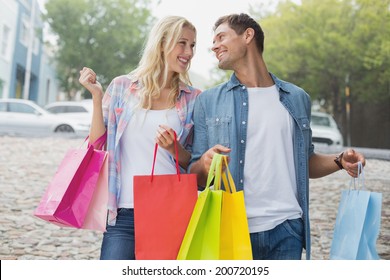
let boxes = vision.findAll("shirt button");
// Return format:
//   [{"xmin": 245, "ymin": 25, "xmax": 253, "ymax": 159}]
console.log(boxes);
[
  {"xmin": 243, "ymin": 102, "xmax": 247, "ymax": 106},
  {"xmin": 241, "ymin": 140, "xmax": 245, "ymax": 143},
  {"xmin": 216, "ymin": 118, "xmax": 219, "ymax": 122},
  {"xmin": 240, "ymin": 160, "xmax": 243, "ymax": 164},
  {"xmin": 240, "ymin": 179, "xmax": 243, "ymax": 183},
  {"xmin": 242, "ymin": 86, "xmax": 246, "ymax": 90},
  {"xmin": 242, "ymin": 121, "xmax": 246, "ymax": 125}
]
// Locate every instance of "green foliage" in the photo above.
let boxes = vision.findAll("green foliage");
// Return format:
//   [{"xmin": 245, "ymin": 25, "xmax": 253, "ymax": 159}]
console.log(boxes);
[
  {"xmin": 257, "ymin": 0, "xmax": 390, "ymax": 113},
  {"xmin": 44, "ymin": 0, "xmax": 155, "ymax": 98}
]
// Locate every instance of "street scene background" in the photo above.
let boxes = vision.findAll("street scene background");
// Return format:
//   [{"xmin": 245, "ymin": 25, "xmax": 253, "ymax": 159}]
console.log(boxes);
[{"xmin": 0, "ymin": 135, "xmax": 389, "ymax": 260}]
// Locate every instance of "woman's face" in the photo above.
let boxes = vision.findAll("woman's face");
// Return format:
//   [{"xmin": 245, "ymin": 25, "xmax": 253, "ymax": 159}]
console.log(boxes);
[{"xmin": 166, "ymin": 26, "xmax": 196, "ymax": 75}]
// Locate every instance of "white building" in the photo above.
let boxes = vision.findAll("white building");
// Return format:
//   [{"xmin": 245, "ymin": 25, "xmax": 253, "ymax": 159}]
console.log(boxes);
[{"xmin": 0, "ymin": 0, "xmax": 18, "ymax": 98}]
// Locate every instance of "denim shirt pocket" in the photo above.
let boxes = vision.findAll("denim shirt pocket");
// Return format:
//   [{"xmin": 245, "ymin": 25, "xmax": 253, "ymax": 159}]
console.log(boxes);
[{"xmin": 206, "ymin": 116, "xmax": 231, "ymax": 148}]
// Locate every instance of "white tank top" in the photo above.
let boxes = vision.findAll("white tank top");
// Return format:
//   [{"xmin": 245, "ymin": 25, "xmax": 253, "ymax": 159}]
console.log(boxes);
[
  {"xmin": 118, "ymin": 108, "xmax": 181, "ymax": 208},
  {"xmin": 244, "ymin": 86, "xmax": 302, "ymax": 233}
]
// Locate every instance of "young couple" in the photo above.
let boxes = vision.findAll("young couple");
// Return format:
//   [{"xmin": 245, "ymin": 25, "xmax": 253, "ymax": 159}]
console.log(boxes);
[{"xmin": 79, "ymin": 14, "xmax": 365, "ymax": 260}]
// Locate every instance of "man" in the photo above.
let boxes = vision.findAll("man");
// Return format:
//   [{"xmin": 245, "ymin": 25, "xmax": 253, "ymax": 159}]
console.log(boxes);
[{"xmin": 189, "ymin": 13, "xmax": 365, "ymax": 260}]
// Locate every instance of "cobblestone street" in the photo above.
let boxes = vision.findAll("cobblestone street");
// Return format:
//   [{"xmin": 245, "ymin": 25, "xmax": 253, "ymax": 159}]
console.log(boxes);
[{"xmin": 0, "ymin": 136, "xmax": 389, "ymax": 260}]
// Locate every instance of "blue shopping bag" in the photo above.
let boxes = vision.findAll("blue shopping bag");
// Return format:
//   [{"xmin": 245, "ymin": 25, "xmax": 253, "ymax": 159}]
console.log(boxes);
[{"xmin": 330, "ymin": 162, "xmax": 382, "ymax": 260}]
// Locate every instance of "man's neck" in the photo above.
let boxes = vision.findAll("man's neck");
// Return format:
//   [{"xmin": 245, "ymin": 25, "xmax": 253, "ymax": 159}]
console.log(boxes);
[{"xmin": 234, "ymin": 56, "xmax": 274, "ymax": 88}]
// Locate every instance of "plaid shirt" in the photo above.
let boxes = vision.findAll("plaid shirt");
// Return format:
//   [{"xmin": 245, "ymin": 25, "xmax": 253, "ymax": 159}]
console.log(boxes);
[{"xmin": 101, "ymin": 74, "xmax": 201, "ymax": 225}]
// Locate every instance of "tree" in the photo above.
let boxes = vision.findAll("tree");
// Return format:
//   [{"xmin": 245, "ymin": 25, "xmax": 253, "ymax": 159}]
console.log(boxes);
[
  {"xmin": 248, "ymin": 0, "xmax": 390, "ymax": 147},
  {"xmin": 258, "ymin": 0, "xmax": 389, "ymax": 113},
  {"xmin": 44, "ymin": 0, "xmax": 155, "ymax": 99}
]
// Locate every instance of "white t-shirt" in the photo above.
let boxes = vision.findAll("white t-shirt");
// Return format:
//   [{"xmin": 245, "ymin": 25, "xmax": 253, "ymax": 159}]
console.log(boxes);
[
  {"xmin": 244, "ymin": 86, "xmax": 302, "ymax": 233},
  {"xmin": 118, "ymin": 108, "xmax": 181, "ymax": 208}
]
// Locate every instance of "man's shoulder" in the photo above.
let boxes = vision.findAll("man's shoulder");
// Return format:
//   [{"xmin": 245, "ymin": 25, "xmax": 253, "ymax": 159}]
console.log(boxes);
[
  {"xmin": 199, "ymin": 81, "xmax": 229, "ymax": 98},
  {"xmin": 274, "ymin": 76, "xmax": 304, "ymax": 93}
]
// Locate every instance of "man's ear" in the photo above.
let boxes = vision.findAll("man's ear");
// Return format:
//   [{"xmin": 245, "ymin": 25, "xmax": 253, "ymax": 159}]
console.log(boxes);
[{"xmin": 244, "ymin": 28, "xmax": 255, "ymax": 44}]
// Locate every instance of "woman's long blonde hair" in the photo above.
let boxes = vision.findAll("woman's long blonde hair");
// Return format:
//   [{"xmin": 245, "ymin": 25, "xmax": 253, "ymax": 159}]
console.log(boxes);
[{"xmin": 131, "ymin": 16, "xmax": 196, "ymax": 109}]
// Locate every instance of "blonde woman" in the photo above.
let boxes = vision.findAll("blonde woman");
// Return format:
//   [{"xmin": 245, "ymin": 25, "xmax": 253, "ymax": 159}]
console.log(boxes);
[{"xmin": 79, "ymin": 16, "xmax": 201, "ymax": 260}]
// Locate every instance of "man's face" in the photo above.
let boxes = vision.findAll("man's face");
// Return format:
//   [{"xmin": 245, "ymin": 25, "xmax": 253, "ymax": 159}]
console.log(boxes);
[{"xmin": 212, "ymin": 22, "xmax": 247, "ymax": 70}]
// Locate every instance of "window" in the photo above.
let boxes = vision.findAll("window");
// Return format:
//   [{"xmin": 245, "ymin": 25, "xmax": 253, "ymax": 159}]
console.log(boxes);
[
  {"xmin": 20, "ymin": 14, "xmax": 30, "ymax": 47},
  {"xmin": 47, "ymin": 106, "xmax": 66, "ymax": 113},
  {"xmin": 33, "ymin": 37, "xmax": 39, "ymax": 55},
  {"xmin": 1, "ymin": 25, "xmax": 11, "ymax": 58},
  {"xmin": 67, "ymin": 106, "xmax": 88, "ymax": 113},
  {"xmin": 9, "ymin": 102, "xmax": 36, "ymax": 114},
  {"xmin": 0, "ymin": 102, "xmax": 7, "ymax": 112},
  {"xmin": 0, "ymin": 79, "xmax": 4, "ymax": 98},
  {"xmin": 311, "ymin": 115, "xmax": 331, "ymax": 127}
]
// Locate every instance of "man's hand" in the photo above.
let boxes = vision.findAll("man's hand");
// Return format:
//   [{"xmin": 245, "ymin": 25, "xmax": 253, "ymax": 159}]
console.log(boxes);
[
  {"xmin": 341, "ymin": 148, "xmax": 366, "ymax": 177},
  {"xmin": 190, "ymin": 144, "xmax": 231, "ymax": 188},
  {"xmin": 199, "ymin": 144, "xmax": 231, "ymax": 174}
]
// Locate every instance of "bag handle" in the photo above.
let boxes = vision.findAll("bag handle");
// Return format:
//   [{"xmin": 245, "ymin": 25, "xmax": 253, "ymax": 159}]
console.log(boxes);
[
  {"xmin": 206, "ymin": 153, "xmax": 221, "ymax": 189},
  {"xmin": 350, "ymin": 161, "xmax": 365, "ymax": 191},
  {"xmin": 87, "ymin": 131, "xmax": 107, "ymax": 150},
  {"xmin": 221, "ymin": 156, "xmax": 237, "ymax": 193},
  {"xmin": 151, "ymin": 130, "xmax": 180, "ymax": 182},
  {"xmin": 207, "ymin": 153, "xmax": 237, "ymax": 193}
]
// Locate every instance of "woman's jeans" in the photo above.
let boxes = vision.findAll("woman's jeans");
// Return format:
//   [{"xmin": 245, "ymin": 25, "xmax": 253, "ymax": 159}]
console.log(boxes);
[
  {"xmin": 250, "ymin": 218, "xmax": 304, "ymax": 260},
  {"xmin": 100, "ymin": 208, "xmax": 135, "ymax": 260}
]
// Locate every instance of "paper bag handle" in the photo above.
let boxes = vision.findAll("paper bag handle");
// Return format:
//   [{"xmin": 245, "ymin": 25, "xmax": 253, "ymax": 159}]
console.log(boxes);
[
  {"xmin": 206, "ymin": 153, "xmax": 237, "ymax": 193},
  {"xmin": 87, "ymin": 131, "xmax": 107, "ymax": 150},
  {"xmin": 350, "ymin": 161, "xmax": 365, "ymax": 191},
  {"xmin": 151, "ymin": 130, "xmax": 180, "ymax": 181}
]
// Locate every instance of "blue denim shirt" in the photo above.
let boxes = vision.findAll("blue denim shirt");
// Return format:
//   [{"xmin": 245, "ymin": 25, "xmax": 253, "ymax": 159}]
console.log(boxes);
[{"xmin": 190, "ymin": 73, "xmax": 314, "ymax": 259}]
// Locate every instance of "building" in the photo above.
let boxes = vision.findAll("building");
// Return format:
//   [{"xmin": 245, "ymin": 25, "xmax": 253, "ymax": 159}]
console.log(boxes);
[
  {"xmin": 0, "ymin": 0, "xmax": 18, "ymax": 98},
  {"xmin": 0, "ymin": 0, "xmax": 60, "ymax": 105}
]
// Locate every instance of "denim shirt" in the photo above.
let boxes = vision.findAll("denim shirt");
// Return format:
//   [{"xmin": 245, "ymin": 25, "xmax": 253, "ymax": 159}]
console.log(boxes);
[{"xmin": 190, "ymin": 73, "xmax": 314, "ymax": 259}]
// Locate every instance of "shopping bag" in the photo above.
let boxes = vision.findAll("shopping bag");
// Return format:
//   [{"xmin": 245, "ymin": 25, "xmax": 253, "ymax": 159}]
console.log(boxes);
[
  {"xmin": 177, "ymin": 154, "xmax": 224, "ymax": 260},
  {"xmin": 330, "ymin": 162, "xmax": 382, "ymax": 260},
  {"xmin": 218, "ymin": 155, "xmax": 252, "ymax": 260},
  {"xmin": 133, "ymin": 133, "xmax": 198, "ymax": 260},
  {"xmin": 34, "ymin": 134, "xmax": 108, "ymax": 231}
]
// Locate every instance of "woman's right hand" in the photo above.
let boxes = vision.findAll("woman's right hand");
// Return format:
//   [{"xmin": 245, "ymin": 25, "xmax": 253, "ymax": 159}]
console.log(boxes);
[{"xmin": 79, "ymin": 67, "xmax": 103, "ymax": 100}]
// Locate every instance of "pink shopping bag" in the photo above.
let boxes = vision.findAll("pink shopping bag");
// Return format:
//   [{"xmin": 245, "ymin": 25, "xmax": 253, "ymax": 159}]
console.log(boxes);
[{"xmin": 34, "ymin": 134, "xmax": 108, "ymax": 231}]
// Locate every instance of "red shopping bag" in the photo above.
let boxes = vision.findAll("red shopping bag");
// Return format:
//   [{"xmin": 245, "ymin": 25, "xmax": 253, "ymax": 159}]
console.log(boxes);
[
  {"xmin": 34, "ymin": 133, "xmax": 108, "ymax": 231},
  {"xmin": 133, "ymin": 133, "xmax": 198, "ymax": 259}
]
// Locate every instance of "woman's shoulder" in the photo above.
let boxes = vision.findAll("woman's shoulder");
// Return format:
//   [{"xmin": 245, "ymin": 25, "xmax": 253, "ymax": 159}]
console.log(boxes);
[
  {"xmin": 110, "ymin": 74, "xmax": 137, "ymax": 87},
  {"xmin": 179, "ymin": 81, "xmax": 202, "ymax": 96}
]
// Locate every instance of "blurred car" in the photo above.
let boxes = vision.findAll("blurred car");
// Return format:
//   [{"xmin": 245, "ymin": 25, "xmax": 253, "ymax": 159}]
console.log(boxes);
[
  {"xmin": 311, "ymin": 111, "xmax": 344, "ymax": 148},
  {"xmin": 0, "ymin": 99, "xmax": 90, "ymax": 137},
  {"xmin": 44, "ymin": 100, "xmax": 93, "ymax": 126}
]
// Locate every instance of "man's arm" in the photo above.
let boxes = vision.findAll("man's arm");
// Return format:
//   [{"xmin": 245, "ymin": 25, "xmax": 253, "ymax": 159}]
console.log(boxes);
[{"xmin": 309, "ymin": 148, "xmax": 366, "ymax": 178}]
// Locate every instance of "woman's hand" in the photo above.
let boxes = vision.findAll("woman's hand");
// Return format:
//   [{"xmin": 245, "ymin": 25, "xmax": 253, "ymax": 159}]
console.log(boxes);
[
  {"xmin": 155, "ymin": 125, "xmax": 176, "ymax": 155},
  {"xmin": 79, "ymin": 67, "xmax": 103, "ymax": 100}
]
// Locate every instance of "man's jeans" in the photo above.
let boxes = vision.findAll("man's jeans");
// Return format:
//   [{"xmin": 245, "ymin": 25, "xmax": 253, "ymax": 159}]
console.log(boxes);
[
  {"xmin": 250, "ymin": 218, "xmax": 304, "ymax": 260},
  {"xmin": 100, "ymin": 208, "xmax": 135, "ymax": 260}
]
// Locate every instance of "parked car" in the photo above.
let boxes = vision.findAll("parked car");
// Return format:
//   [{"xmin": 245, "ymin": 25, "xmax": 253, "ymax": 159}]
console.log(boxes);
[
  {"xmin": 0, "ymin": 99, "xmax": 90, "ymax": 137},
  {"xmin": 44, "ymin": 100, "xmax": 93, "ymax": 126},
  {"xmin": 311, "ymin": 111, "xmax": 344, "ymax": 148}
]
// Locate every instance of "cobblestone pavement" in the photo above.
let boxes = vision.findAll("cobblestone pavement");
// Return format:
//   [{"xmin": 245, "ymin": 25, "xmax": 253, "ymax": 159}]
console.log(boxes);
[{"xmin": 0, "ymin": 136, "xmax": 389, "ymax": 260}]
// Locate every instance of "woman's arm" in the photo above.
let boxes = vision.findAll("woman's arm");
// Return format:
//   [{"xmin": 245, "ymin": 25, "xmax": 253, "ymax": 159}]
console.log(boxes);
[{"xmin": 79, "ymin": 67, "xmax": 106, "ymax": 144}]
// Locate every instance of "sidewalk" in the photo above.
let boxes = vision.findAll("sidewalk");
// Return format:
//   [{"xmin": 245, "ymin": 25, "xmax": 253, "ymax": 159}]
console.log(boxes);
[{"xmin": 0, "ymin": 136, "xmax": 389, "ymax": 260}]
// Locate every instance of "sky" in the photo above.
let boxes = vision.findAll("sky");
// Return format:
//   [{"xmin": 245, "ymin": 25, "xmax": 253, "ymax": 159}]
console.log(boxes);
[{"xmin": 37, "ymin": 0, "xmax": 278, "ymax": 79}]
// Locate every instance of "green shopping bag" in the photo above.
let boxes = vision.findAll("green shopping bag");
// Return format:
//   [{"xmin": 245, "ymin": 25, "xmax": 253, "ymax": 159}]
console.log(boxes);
[{"xmin": 177, "ymin": 155, "xmax": 223, "ymax": 260}]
